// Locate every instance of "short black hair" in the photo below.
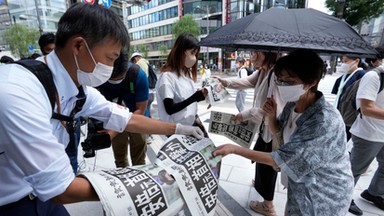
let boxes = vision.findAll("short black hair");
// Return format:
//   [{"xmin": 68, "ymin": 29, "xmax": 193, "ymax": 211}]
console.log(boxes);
[
  {"xmin": 38, "ymin": 33, "xmax": 55, "ymax": 54},
  {"xmin": 55, "ymin": 3, "xmax": 129, "ymax": 50},
  {"xmin": 0, "ymin": 55, "xmax": 14, "ymax": 63},
  {"xmin": 274, "ymin": 49, "xmax": 324, "ymax": 87},
  {"xmin": 110, "ymin": 51, "xmax": 129, "ymax": 79}
]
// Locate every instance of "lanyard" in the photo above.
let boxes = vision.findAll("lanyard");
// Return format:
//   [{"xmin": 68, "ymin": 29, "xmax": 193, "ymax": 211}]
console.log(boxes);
[{"xmin": 333, "ymin": 70, "xmax": 357, "ymax": 108}]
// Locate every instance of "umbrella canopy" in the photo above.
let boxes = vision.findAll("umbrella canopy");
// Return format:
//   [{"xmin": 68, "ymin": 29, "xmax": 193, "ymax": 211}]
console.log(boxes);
[{"xmin": 199, "ymin": 8, "xmax": 376, "ymax": 57}]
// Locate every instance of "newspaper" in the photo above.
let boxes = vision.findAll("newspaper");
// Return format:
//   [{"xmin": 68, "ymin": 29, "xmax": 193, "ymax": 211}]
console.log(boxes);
[
  {"xmin": 80, "ymin": 135, "xmax": 222, "ymax": 216},
  {"xmin": 203, "ymin": 78, "xmax": 230, "ymax": 105},
  {"xmin": 208, "ymin": 111, "xmax": 257, "ymax": 148}
]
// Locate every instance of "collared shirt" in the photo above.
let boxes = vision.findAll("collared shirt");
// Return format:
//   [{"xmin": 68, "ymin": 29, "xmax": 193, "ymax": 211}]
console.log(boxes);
[
  {"xmin": 0, "ymin": 51, "xmax": 131, "ymax": 205},
  {"xmin": 271, "ymin": 92, "xmax": 354, "ymax": 215}
]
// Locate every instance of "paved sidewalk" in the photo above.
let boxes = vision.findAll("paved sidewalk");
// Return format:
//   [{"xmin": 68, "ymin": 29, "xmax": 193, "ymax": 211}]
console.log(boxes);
[{"xmin": 65, "ymin": 73, "xmax": 383, "ymax": 216}]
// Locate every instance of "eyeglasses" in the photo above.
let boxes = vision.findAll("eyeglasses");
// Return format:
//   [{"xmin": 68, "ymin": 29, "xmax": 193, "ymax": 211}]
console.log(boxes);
[{"xmin": 274, "ymin": 78, "xmax": 298, "ymax": 86}]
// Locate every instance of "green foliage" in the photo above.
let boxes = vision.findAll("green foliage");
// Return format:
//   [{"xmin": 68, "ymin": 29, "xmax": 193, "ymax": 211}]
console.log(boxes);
[
  {"xmin": 325, "ymin": 0, "xmax": 384, "ymax": 26},
  {"xmin": 159, "ymin": 44, "xmax": 168, "ymax": 60},
  {"xmin": 172, "ymin": 15, "xmax": 200, "ymax": 39},
  {"xmin": 137, "ymin": 44, "xmax": 149, "ymax": 58},
  {"xmin": 3, "ymin": 24, "xmax": 40, "ymax": 57}
]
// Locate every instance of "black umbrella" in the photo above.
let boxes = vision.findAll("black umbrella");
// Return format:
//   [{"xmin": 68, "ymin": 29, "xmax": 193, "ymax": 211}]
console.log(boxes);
[{"xmin": 199, "ymin": 8, "xmax": 376, "ymax": 57}]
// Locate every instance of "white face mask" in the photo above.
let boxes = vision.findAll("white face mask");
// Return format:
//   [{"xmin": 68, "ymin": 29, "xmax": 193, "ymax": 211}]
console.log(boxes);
[
  {"xmin": 185, "ymin": 55, "xmax": 196, "ymax": 68},
  {"xmin": 108, "ymin": 79, "xmax": 123, "ymax": 84},
  {"xmin": 75, "ymin": 41, "xmax": 114, "ymax": 87},
  {"xmin": 277, "ymin": 84, "xmax": 307, "ymax": 102},
  {"xmin": 339, "ymin": 61, "xmax": 354, "ymax": 74}
]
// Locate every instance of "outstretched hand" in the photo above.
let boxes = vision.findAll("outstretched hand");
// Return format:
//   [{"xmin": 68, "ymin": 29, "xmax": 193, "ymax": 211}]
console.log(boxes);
[
  {"xmin": 212, "ymin": 144, "xmax": 237, "ymax": 157},
  {"xmin": 175, "ymin": 123, "xmax": 204, "ymax": 139},
  {"xmin": 211, "ymin": 76, "xmax": 227, "ymax": 87}
]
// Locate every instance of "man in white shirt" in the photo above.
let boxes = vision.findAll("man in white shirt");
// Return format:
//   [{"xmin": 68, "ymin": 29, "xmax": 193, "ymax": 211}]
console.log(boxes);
[
  {"xmin": 0, "ymin": 3, "xmax": 202, "ymax": 215},
  {"xmin": 348, "ymin": 55, "xmax": 384, "ymax": 215}
]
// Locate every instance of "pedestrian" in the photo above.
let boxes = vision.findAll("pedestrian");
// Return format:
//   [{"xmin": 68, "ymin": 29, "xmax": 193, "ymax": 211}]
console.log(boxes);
[
  {"xmin": 234, "ymin": 57, "xmax": 249, "ymax": 112},
  {"xmin": 0, "ymin": 3, "xmax": 203, "ymax": 215},
  {"xmin": 155, "ymin": 33, "xmax": 208, "ymax": 137},
  {"xmin": 97, "ymin": 51, "xmax": 149, "ymax": 167},
  {"xmin": 130, "ymin": 52, "xmax": 155, "ymax": 118},
  {"xmin": 348, "ymin": 48, "xmax": 384, "ymax": 215},
  {"xmin": 201, "ymin": 64, "xmax": 211, "ymax": 87},
  {"xmin": 214, "ymin": 49, "xmax": 354, "ymax": 216},
  {"xmin": 38, "ymin": 32, "xmax": 55, "ymax": 55},
  {"xmin": 331, "ymin": 55, "xmax": 366, "ymax": 141},
  {"xmin": 213, "ymin": 51, "xmax": 281, "ymax": 216},
  {"xmin": 365, "ymin": 47, "xmax": 384, "ymax": 71}
]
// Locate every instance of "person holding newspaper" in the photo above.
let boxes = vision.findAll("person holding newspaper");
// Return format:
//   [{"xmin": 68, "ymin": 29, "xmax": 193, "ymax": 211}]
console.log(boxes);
[
  {"xmin": 0, "ymin": 4, "xmax": 203, "ymax": 215},
  {"xmin": 213, "ymin": 51, "xmax": 281, "ymax": 215},
  {"xmin": 155, "ymin": 33, "xmax": 209, "ymax": 137},
  {"xmin": 214, "ymin": 49, "xmax": 354, "ymax": 216}
]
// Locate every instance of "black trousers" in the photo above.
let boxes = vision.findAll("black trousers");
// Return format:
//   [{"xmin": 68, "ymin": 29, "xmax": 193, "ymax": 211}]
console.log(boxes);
[
  {"xmin": 0, "ymin": 196, "xmax": 69, "ymax": 216},
  {"xmin": 253, "ymin": 136, "xmax": 277, "ymax": 201}
]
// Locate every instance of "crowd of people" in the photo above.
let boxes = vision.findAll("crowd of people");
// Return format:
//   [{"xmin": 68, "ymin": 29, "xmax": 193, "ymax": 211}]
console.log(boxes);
[{"xmin": 1, "ymin": 2, "xmax": 384, "ymax": 216}]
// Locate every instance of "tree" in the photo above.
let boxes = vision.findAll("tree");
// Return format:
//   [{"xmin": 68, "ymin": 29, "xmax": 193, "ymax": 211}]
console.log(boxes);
[
  {"xmin": 137, "ymin": 44, "xmax": 149, "ymax": 58},
  {"xmin": 3, "ymin": 24, "xmax": 39, "ymax": 57},
  {"xmin": 159, "ymin": 44, "xmax": 168, "ymax": 60},
  {"xmin": 172, "ymin": 15, "xmax": 200, "ymax": 39},
  {"xmin": 325, "ymin": 0, "xmax": 384, "ymax": 26}
]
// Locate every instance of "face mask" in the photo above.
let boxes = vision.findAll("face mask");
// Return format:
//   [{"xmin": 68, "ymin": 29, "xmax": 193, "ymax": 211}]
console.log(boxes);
[
  {"xmin": 75, "ymin": 41, "xmax": 114, "ymax": 87},
  {"xmin": 185, "ymin": 55, "xmax": 196, "ymax": 68},
  {"xmin": 339, "ymin": 61, "xmax": 354, "ymax": 74},
  {"xmin": 108, "ymin": 79, "xmax": 123, "ymax": 84},
  {"xmin": 277, "ymin": 84, "xmax": 307, "ymax": 102}
]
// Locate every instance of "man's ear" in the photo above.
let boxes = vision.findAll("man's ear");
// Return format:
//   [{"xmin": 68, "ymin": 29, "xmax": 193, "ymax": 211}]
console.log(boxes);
[{"xmin": 70, "ymin": 37, "xmax": 85, "ymax": 56}]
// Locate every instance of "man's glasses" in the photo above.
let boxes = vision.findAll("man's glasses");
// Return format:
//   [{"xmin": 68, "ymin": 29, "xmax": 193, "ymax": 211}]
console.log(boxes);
[{"xmin": 274, "ymin": 78, "xmax": 298, "ymax": 86}]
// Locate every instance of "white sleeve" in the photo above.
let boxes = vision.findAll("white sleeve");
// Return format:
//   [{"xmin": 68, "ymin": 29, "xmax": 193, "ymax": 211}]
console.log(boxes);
[
  {"xmin": 156, "ymin": 72, "xmax": 176, "ymax": 100},
  {"xmin": 356, "ymin": 71, "xmax": 380, "ymax": 108},
  {"xmin": 78, "ymin": 87, "xmax": 131, "ymax": 132},
  {"xmin": 240, "ymin": 68, "xmax": 248, "ymax": 78}
]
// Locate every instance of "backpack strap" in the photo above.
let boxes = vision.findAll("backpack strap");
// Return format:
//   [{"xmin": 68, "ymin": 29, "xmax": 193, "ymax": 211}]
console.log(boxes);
[
  {"xmin": 117, "ymin": 63, "xmax": 140, "ymax": 104},
  {"xmin": 372, "ymin": 67, "xmax": 384, "ymax": 93},
  {"xmin": 13, "ymin": 60, "xmax": 57, "ymax": 111},
  {"xmin": 13, "ymin": 60, "xmax": 85, "ymax": 154}
]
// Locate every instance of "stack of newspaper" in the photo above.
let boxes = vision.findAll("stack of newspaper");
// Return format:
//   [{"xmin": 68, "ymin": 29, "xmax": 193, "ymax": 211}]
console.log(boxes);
[{"xmin": 81, "ymin": 135, "xmax": 222, "ymax": 216}]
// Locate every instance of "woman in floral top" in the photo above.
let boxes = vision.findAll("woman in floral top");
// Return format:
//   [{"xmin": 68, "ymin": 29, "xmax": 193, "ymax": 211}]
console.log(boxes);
[{"xmin": 213, "ymin": 49, "xmax": 354, "ymax": 215}]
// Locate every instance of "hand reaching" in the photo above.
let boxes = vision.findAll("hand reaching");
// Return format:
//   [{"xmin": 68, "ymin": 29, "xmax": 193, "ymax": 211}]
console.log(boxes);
[
  {"xmin": 175, "ymin": 123, "xmax": 204, "ymax": 139},
  {"xmin": 212, "ymin": 144, "xmax": 237, "ymax": 157}
]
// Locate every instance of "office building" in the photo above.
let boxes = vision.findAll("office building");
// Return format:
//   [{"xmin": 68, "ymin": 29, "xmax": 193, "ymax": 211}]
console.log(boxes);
[{"xmin": 127, "ymin": 0, "xmax": 307, "ymax": 71}]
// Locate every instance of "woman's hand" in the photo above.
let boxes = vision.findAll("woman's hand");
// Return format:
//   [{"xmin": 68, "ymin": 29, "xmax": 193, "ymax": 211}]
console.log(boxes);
[
  {"xmin": 233, "ymin": 113, "xmax": 244, "ymax": 122},
  {"xmin": 212, "ymin": 144, "xmax": 237, "ymax": 157},
  {"xmin": 262, "ymin": 96, "xmax": 277, "ymax": 119},
  {"xmin": 211, "ymin": 76, "xmax": 228, "ymax": 87}
]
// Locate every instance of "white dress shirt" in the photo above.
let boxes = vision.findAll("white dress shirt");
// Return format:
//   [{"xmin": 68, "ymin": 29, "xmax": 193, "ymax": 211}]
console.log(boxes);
[{"xmin": 0, "ymin": 51, "xmax": 131, "ymax": 205}]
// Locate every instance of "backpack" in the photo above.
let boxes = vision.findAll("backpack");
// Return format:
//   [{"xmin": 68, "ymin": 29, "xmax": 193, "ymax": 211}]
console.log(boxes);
[
  {"xmin": 147, "ymin": 63, "xmax": 157, "ymax": 89},
  {"xmin": 13, "ymin": 59, "xmax": 85, "ymax": 153},
  {"xmin": 117, "ymin": 63, "xmax": 141, "ymax": 104},
  {"xmin": 338, "ymin": 67, "xmax": 384, "ymax": 127}
]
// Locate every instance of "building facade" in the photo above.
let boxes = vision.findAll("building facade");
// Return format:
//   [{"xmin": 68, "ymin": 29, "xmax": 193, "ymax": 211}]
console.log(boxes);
[
  {"xmin": 126, "ymin": 0, "xmax": 307, "ymax": 71},
  {"xmin": 360, "ymin": 12, "xmax": 384, "ymax": 48}
]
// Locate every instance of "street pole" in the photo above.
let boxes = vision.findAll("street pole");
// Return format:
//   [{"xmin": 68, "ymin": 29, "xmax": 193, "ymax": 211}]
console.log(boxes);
[
  {"xmin": 33, "ymin": 0, "xmax": 43, "ymax": 35},
  {"xmin": 206, "ymin": 5, "xmax": 209, "ymax": 65}
]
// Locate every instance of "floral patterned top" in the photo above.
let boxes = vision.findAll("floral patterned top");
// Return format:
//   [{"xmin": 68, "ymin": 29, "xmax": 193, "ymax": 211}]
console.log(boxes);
[{"xmin": 271, "ymin": 91, "xmax": 354, "ymax": 215}]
